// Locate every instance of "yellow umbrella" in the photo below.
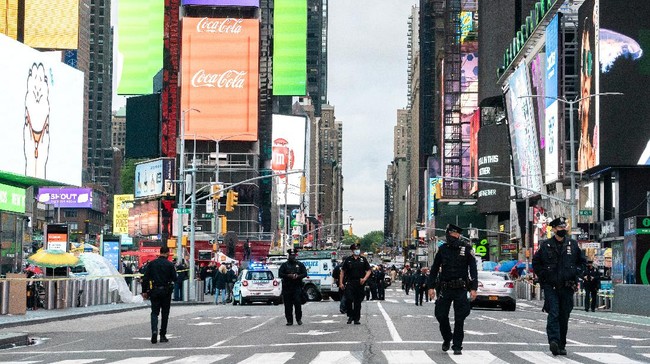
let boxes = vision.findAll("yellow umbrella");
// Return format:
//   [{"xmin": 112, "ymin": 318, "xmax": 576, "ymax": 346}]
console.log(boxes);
[{"xmin": 27, "ymin": 248, "xmax": 81, "ymax": 268}]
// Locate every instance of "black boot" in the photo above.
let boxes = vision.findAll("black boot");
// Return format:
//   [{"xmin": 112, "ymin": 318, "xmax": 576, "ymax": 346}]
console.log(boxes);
[{"xmin": 151, "ymin": 332, "xmax": 158, "ymax": 344}]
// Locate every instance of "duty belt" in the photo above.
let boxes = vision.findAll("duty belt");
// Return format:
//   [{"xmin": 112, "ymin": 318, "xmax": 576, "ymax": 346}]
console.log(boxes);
[{"xmin": 439, "ymin": 279, "xmax": 467, "ymax": 290}]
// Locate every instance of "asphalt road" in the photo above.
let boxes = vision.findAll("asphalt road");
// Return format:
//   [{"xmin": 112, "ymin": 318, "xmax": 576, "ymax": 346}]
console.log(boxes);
[{"xmin": 1, "ymin": 287, "xmax": 650, "ymax": 363}]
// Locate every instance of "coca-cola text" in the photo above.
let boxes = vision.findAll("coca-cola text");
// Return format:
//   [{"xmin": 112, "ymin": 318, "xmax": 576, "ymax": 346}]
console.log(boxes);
[
  {"xmin": 196, "ymin": 17, "xmax": 243, "ymax": 34},
  {"xmin": 191, "ymin": 69, "xmax": 247, "ymax": 88}
]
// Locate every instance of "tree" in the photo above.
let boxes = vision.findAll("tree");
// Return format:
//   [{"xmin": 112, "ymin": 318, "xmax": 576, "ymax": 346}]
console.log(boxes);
[
  {"xmin": 120, "ymin": 158, "xmax": 146, "ymax": 194},
  {"xmin": 359, "ymin": 230, "xmax": 384, "ymax": 253},
  {"xmin": 341, "ymin": 230, "xmax": 359, "ymax": 247}
]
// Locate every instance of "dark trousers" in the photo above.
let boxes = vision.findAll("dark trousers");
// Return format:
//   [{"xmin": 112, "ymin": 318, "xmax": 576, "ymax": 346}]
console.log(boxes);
[
  {"xmin": 345, "ymin": 283, "xmax": 365, "ymax": 322},
  {"xmin": 585, "ymin": 289, "xmax": 598, "ymax": 311},
  {"xmin": 377, "ymin": 284, "xmax": 385, "ymax": 300},
  {"xmin": 415, "ymin": 286, "xmax": 425, "ymax": 305},
  {"xmin": 173, "ymin": 280, "xmax": 183, "ymax": 301},
  {"xmin": 543, "ymin": 286, "xmax": 574, "ymax": 349},
  {"xmin": 339, "ymin": 292, "xmax": 347, "ymax": 313},
  {"xmin": 435, "ymin": 288, "xmax": 470, "ymax": 351},
  {"xmin": 150, "ymin": 288, "xmax": 172, "ymax": 335},
  {"xmin": 283, "ymin": 287, "xmax": 302, "ymax": 324},
  {"xmin": 405, "ymin": 284, "xmax": 411, "ymax": 295}
]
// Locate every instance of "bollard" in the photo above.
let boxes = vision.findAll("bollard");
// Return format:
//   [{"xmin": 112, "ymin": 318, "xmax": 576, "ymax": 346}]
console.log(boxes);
[
  {"xmin": 65, "ymin": 280, "xmax": 74, "ymax": 308},
  {"xmin": 131, "ymin": 279, "xmax": 138, "ymax": 296},
  {"xmin": 195, "ymin": 280, "xmax": 205, "ymax": 302},
  {"xmin": 89, "ymin": 279, "xmax": 98, "ymax": 306},
  {"xmin": 72, "ymin": 279, "xmax": 80, "ymax": 307},
  {"xmin": 56, "ymin": 281, "xmax": 65, "ymax": 309},
  {"xmin": 182, "ymin": 280, "xmax": 190, "ymax": 301},
  {"xmin": 0, "ymin": 280, "xmax": 8, "ymax": 315},
  {"xmin": 97, "ymin": 279, "xmax": 104, "ymax": 305},
  {"xmin": 45, "ymin": 280, "xmax": 56, "ymax": 310},
  {"xmin": 103, "ymin": 279, "xmax": 110, "ymax": 304},
  {"xmin": 81, "ymin": 279, "xmax": 90, "ymax": 307}
]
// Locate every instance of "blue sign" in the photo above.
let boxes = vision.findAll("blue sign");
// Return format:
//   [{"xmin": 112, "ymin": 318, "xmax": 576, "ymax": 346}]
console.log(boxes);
[
  {"xmin": 102, "ymin": 241, "xmax": 121, "ymax": 271},
  {"xmin": 545, "ymin": 15, "xmax": 559, "ymax": 106},
  {"xmin": 544, "ymin": 14, "xmax": 560, "ymax": 183}
]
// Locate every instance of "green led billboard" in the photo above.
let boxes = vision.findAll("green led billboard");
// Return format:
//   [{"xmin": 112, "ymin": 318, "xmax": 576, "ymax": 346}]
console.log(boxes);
[
  {"xmin": 117, "ymin": 0, "xmax": 164, "ymax": 95},
  {"xmin": 272, "ymin": 0, "xmax": 307, "ymax": 96}
]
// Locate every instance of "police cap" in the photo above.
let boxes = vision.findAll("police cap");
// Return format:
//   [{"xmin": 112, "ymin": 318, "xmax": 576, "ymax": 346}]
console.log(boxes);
[
  {"xmin": 350, "ymin": 243, "xmax": 358, "ymax": 250},
  {"xmin": 446, "ymin": 224, "xmax": 463, "ymax": 234},
  {"xmin": 549, "ymin": 217, "xmax": 567, "ymax": 228},
  {"xmin": 287, "ymin": 249, "xmax": 296, "ymax": 256}
]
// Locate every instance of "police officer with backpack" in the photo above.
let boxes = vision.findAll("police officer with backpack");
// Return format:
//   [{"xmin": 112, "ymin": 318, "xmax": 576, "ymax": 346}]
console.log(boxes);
[{"xmin": 427, "ymin": 224, "xmax": 478, "ymax": 356}]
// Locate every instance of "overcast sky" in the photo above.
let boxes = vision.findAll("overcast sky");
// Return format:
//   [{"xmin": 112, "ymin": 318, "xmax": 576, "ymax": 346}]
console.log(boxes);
[{"xmin": 329, "ymin": 1, "xmax": 417, "ymax": 236}]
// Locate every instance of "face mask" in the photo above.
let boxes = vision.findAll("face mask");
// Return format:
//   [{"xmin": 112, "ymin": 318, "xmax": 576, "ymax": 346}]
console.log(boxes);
[
  {"xmin": 353, "ymin": 250, "xmax": 361, "ymax": 256},
  {"xmin": 446, "ymin": 233, "xmax": 459, "ymax": 244},
  {"xmin": 288, "ymin": 256, "xmax": 295, "ymax": 262},
  {"xmin": 556, "ymin": 229, "xmax": 568, "ymax": 238}
]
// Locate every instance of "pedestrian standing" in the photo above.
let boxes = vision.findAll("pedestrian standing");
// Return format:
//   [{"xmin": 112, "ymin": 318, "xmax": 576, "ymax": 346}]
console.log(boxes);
[
  {"xmin": 173, "ymin": 260, "xmax": 188, "ymax": 301},
  {"xmin": 532, "ymin": 217, "xmax": 586, "ymax": 356},
  {"xmin": 204, "ymin": 262, "xmax": 215, "ymax": 295},
  {"xmin": 427, "ymin": 224, "xmax": 478, "ymax": 355},
  {"xmin": 339, "ymin": 244, "xmax": 371, "ymax": 325},
  {"xmin": 583, "ymin": 261, "xmax": 601, "ymax": 312},
  {"xmin": 213, "ymin": 265, "xmax": 228, "ymax": 304},
  {"xmin": 403, "ymin": 267, "xmax": 413, "ymax": 295},
  {"xmin": 141, "ymin": 246, "xmax": 177, "ymax": 344},
  {"xmin": 226, "ymin": 264, "xmax": 237, "ymax": 302},
  {"xmin": 376, "ymin": 265, "xmax": 386, "ymax": 300},
  {"xmin": 414, "ymin": 268, "xmax": 427, "ymax": 306},
  {"xmin": 278, "ymin": 249, "xmax": 307, "ymax": 325}
]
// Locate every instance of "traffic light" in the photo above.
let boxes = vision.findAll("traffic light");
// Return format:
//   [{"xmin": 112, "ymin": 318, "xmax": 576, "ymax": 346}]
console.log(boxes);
[
  {"xmin": 220, "ymin": 216, "xmax": 227, "ymax": 234},
  {"xmin": 300, "ymin": 175, "xmax": 306, "ymax": 194},
  {"xmin": 210, "ymin": 183, "xmax": 222, "ymax": 200},
  {"xmin": 225, "ymin": 190, "xmax": 239, "ymax": 212}
]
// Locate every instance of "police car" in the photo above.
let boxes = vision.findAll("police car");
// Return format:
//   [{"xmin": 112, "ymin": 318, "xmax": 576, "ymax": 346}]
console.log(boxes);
[{"xmin": 232, "ymin": 263, "xmax": 282, "ymax": 305}]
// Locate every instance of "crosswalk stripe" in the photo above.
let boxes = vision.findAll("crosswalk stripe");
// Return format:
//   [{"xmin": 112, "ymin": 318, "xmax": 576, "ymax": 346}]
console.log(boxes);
[
  {"xmin": 0, "ymin": 362, "xmax": 42, "ymax": 364},
  {"xmin": 642, "ymin": 354, "xmax": 650, "ymax": 359},
  {"xmin": 512, "ymin": 351, "xmax": 582, "ymax": 363},
  {"xmin": 309, "ymin": 351, "xmax": 361, "ymax": 364},
  {"xmin": 166, "ymin": 355, "xmax": 230, "ymax": 364},
  {"xmin": 382, "ymin": 350, "xmax": 435, "ymax": 364},
  {"xmin": 575, "ymin": 352, "xmax": 647, "ymax": 363},
  {"xmin": 448, "ymin": 350, "xmax": 508, "ymax": 364},
  {"xmin": 50, "ymin": 360, "xmax": 103, "ymax": 364},
  {"xmin": 237, "ymin": 352, "xmax": 294, "ymax": 364},
  {"xmin": 107, "ymin": 357, "xmax": 172, "ymax": 364}
]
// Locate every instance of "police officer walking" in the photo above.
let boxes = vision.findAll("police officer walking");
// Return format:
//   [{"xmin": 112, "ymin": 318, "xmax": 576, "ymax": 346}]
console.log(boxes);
[
  {"xmin": 142, "ymin": 246, "xmax": 177, "ymax": 344},
  {"xmin": 339, "ymin": 244, "xmax": 371, "ymax": 325},
  {"xmin": 427, "ymin": 224, "xmax": 478, "ymax": 355},
  {"xmin": 532, "ymin": 217, "xmax": 586, "ymax": 356},
  {"xmin": 278, "ymin": 249, "xmax": 307, "ymax": 326},
  {"xmin": 583, "ymin": 260, "xmax": 601, "ymax": 312}
]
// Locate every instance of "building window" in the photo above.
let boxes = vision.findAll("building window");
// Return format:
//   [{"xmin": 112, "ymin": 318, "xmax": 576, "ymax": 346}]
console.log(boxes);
[{"xmin": 64, "ymin": 210, "xmax": 78, "ymax": 218}]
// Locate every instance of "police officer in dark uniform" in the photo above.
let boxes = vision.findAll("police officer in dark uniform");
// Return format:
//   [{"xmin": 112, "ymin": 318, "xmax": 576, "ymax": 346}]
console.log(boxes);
[
  {"xmin": 427, "ymin": 224, "xmax": 478, "ymax": 355},
  {"xmin": 339, "ymin": 244, "xmax": 371, "ymax": 325},
  {"xmin": 532, "ymin": 217, "xmax": 586, "ymax": 356},
  {"xmin": 583, "ymin": 260, "xmax": 601, "ymax": 312},
  {"xmin": 142, "ymin": 246, "xmax": 177, "ymax": 344},
  {"xmin": 278, "ymin": 249, "xmax": 307, "ymax": 326}
]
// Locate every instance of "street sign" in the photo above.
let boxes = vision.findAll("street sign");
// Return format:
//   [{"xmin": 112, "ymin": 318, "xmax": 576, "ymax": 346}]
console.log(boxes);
[
  {"xmin": 202, "ymin": 213, "xmax": 214, "ymax": 219},
  {"xmin": 183, "ymin": 226, "xmax": 202, "ymax": 232},
  {"xmin": 177, "ymin": 208, "xmax": 191, "ymax": 214},
  {"xmin": 579, "ymin": 209, "xmax": 593, "ymax": 216}
]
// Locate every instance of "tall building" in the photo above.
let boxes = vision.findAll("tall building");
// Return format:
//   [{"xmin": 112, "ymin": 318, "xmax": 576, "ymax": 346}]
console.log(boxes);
[{"xmin": 111, "ymin": 106, "xmax": 126, "ymax": 155}]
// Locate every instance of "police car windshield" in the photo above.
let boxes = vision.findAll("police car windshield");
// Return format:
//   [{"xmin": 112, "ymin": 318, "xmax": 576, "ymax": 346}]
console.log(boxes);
[{"xmin": 246, "ymin": 271, "xmax": 274, "ymax": 280}]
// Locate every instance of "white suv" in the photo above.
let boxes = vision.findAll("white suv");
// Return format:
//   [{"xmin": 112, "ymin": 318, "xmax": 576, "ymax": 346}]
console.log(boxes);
[{"xmin": 232, "ymin": 265, "xmax": 282, "ymax": 305}]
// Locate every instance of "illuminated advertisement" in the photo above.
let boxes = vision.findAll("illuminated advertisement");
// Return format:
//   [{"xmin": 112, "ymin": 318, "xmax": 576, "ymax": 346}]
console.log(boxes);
[
  {"xmin": 460, "ymin": 12, "xmax": 473, "ymax": 44},
  {"xmin": 545, "ymin": 14, "xmax": 560, "ymax": 183},
  {"xmin": 102, "ymin": 240, "xmax": 121, "ymax": 271},
  {"xmin": 477, "ymin": 123, "xmax": 511, "ymax": 214},
  {"xmin": 272, "ymin": 0, "xmax": 307, "ymax": 96},
  {"xmin": 530, "ymin": 53, "xmax": 545, "ymax": 149},
  {"xmin": 37, "ymin": 188, "xmax": 93, "ymax": 208},
  {"xmin": 595, "ymin": 1, "xmax": 650, "ymax": 167},
  {"xmin": 0, "ymin": 183, "xmax": 25, "ymax": 213},
  {"xmin": 428, "ymin": 178, "xmax": 437, "ymax": 221},
  {"xmin": 24, "ymin": 0, "xmax": 79, "ymax": 49},
  {"xmin": 134, "ymin": 158, "xmax": 176, "ymax": 199},
  {"xmin": 181, "ymin": 17, "xmax": 259, "ymax": 141},
  {"xmin": 128, "ymin": 200, "xmax": 160, "ymax": 236},
  {"xmin": 182, "ymin": 0, "xmax": 259, "ymax": 5},
  {"xmin": 577, "ymin": 0, "xmax": 598, "ymax": 172},
  {"xmin": 113, "ymin": 194, "xmax": 134, "ymax": 235},
  {"xmin": 272, "ymin": 115, "xmax": 307, "ymax": 206},
  {"xmin": 116, "ymin": 0, "xmax": 164, "ymax": 94},
  {"xmin": 505, "ymin": 63, "xmax": 543, "ymax": 198},
  {"xmin": 468, "ymin": 111, "xmax": 480, "ymax": 195},
  {"xmin": 0, "ymin": 35, "xmax": 83, "ymax": 186},
  {"xmin": 0, "ymin": 1, "xmax": 18, "ymax": 39}
]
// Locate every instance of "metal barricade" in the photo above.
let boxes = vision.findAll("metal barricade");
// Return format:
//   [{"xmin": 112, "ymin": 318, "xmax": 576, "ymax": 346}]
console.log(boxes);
[
  {"xmin": 89, "ymin": 279, "xmax": 98, "ymax": 306},
  {"xmin": 195, "ymin": 280, "xmax": 205, "ymax": 302},
  {"xmin": 45, "ymin": 280, "xmax": 56, "ymax": 310},
  {"xmin": 80, "ymin": 279, "xmax": 90, "ymax": 307},
  {"xmin": 0, "ymin": 280, "xmax": 8, "ymax": 315}
]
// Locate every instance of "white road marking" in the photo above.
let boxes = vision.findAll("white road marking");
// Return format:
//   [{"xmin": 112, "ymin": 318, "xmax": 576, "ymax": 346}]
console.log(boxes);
[
  {"xmin": 448, "ymin": 350, "xmax": 508, "ymax": 364},
  {"xmin": 49, "ymin": 361, "xmax": 103, "ymax": 364},
  {"xmin": 480, "ymin": 315, "xmax": 587, "ymax": 346},
  {"xmin": 575, "ymin": 352, "xmax": 646, "ymax": 363},
  {"xmin": 288, "ymin": 330, "xmax": 338, "ymax": 336},
  {"xmin": 512, "ymin": 351, "xmax": 582, "ymax": 363},
  {"xmin": 189, "ymin": 322, "xmax": 220, "ymax": 326},
  {"xmin": 600, "ymin": 335, "xmax": 649, "ymax": 341},
  {"xmin": 516, "ymin": 302, "xmax": 533, "ymax": 308},
  {"xmin": 237, "ymin": 352, "xmax": 294, "ymax": 364},
  {"xmin": 382, "ymin": 350, "xmax": 435, "ymax": 364},
  {"xmin": 311, "ymin": 319, "xmax": 339, "ymax": 324},
  {"xmin": 383, "ymin": 299, "xmax": 399, "ymax": 303},
  {"xmin": 377, "ymin": 302, "xmax": 403, "ymax": 342},
  {"xmin": 309, "ymin": 351, "xmax": 361, "ymax": 364},
  {"xmin": 107, "ymin": 357, "xmax": 172, "ymax": 364},
  {"xmin": 465, "ymin": 330, "xmax": 498, "ymax": 336},
  {"xmin": 166, "ymin": 355, "xmax": 230, "ymax": 364},
  {"xmin": 0, "ymin": 362, "xmax": 41, "ymax": 364}
]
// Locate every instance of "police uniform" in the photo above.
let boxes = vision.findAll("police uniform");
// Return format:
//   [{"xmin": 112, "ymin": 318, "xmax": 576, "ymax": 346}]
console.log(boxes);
[
  {"xmin": 341, "ymin": 244, "xmax": 371, "ymax": 324},
  {"xmin": 532, "ymin": 217, "xmax": 586, "ymax": 356},
  {"xmin": 278, "ymin": 250, "xmax": 308, "ymax": 325},
  {"xmin": 426, "ymin": 224, "xmax": 478, "ymax": 355},
  {"xmin": 583, "ymin": 261, "xmax": 601, "ymax": 312},
  {"xmin": 142, "ymin": 247, "xmax": 177, "ymax": 344}
]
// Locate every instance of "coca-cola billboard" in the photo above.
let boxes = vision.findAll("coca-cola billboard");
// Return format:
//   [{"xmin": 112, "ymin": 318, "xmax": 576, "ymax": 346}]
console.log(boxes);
[
  {"xmin": 181, "ymin": 18, "xmax": 259, "ymax": 141},
  {"xmin": 182, "ymin": 0, "xmax": 259, "ymax": 7}
]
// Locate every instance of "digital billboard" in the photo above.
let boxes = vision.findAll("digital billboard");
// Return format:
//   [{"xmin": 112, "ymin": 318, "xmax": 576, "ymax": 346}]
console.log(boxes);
[
  {"xmin": 182, "ymin": 0, "xmax": 259, "ymax": 5},
  {"xmin": 0, "ymin": 0, "xmax": 18, "ymax": 39},
  {"xmin": 0, "ymin": 183, "xmax": 25, "ymax": 213},
  {"xmin": 577, "ymin": 0, "xmax": 598, "ymax": 172},
  {"xmin": 596, "ymin": 1, "xmax": 650, "ymax": 167},
  {"xmin": 113, "ymin": 194, "xmax": 134, "ymax": 235},
  {"xmin": 128, "ymin": 200, "xmax": 160, "ymax": 236},
  {"xmin": 181, "ymin": 17, "xmax": 259, "ymax": 141},
  {"xmin": 477, "ymin": 123, "xmax": 511, "ymax": 214},
  {"xmin": 37, "ymin": 188, "xmax": 93, "ymax": 208},
  {"xmin": 505, "ymin": 63, "xmax": 543, "ymax": 198},
  {"xmin": 125, "ymin": 94, "xmax": 161, "ymax": 158},
  {"xmin": 545, "ymin": 14, "xmax": 560, "ymax": 183},
  {"xmin": 134, "ymin": 158, "xmax": 176, "ymax": 199},
  {"xmin": 23, "ymin": 0, "xmax": 79, "ymax": 49},
  {"xmin": 272, "ymin": 115, "xmax": 307, "ymax": 206},
  {"xmin": 272, "ymin": 0, "xmax": 307, "ymax": 96},
  {"xmin": 116, "ymin": 0, "xmax": 164, "ymax": 94},
  {"xmin": 0, "ymin": 34, "xmax": 84, "ymax": 186}
]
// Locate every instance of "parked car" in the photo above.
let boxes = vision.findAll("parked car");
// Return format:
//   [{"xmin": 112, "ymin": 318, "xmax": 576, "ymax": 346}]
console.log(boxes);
[
  {"xmin": 472, "ymin": 271, "xmax": 516, "ymax": 311},
  {"xmin": 232, "ymin": 264, "xmax": 282, "ymax": 305}
]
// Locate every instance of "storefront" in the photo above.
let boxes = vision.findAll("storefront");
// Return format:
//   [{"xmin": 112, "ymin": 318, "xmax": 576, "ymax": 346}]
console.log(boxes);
[{"xmin": 0, "ymin": 183, "xmax": 26, "ymax": 275}]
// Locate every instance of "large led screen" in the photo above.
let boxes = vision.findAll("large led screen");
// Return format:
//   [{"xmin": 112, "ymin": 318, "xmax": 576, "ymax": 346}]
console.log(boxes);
[
  {"xmin": 577, "ymin": 0, "xmax": 598, "ymax": 172},
  {"xmin": 545, "ymin": 14, "xmax": 560, "ymax": 182},
  {"xmin": 0, "ymin": 1, "xmax": 18, "ymax": 39},
  {"xmin": 272, "ymin": 115, "xmax": 307, "ymax": 206},
  {"xmin": 0, "ymin": 34, "xmax": 83, "ymax": 186},
  {"xmin": 477, "ymin": 123, "xmax": 511, "ymax": 214},
  {"xmin": 182, "ymin": 0, "xmax": 259, "ymax": 5},
  {"xmin": 24, "ymin": 0, "xmax": 79, "ymax": 49},
  {"xmin": 116, "ymin": 0, "xmax": 164, "ymax": 94},
  {"xmin": 272, "ymin": 0, "xmax": 307, "ymax": 96},
  {"xmin": 505, "ymin": 63, "xmax": 543, "ymax": 198},
  {"xmin": 134, "ymin": 158, "xmax": 176, "ymax": 199},
  {"xmin": 181, "ymin": 17, "xmax": 259, "ymax": 141},
  {"xmin": 128, "ymin": 200, "xmax": 160, "ymax": 236},
  {"xmin": 596, "ymin": 1, "xmax": 650, "ymax": 167}
]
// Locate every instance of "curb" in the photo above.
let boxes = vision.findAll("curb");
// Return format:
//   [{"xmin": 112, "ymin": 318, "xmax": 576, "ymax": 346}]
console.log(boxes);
[{"xmin": 0, "ymin": 333, "xmax": 30, "ymax": 350}]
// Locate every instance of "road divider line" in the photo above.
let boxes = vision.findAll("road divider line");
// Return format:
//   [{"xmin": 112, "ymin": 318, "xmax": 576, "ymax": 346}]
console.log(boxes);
[
  {"xmin": 377, "ymin": 302, "xmax": 402, "ymax": 342},
  {"xmin": 210, "ymin": 315, "xmax": 279, "ymax": 348},
  {"xmin": 479, "ymin": 315, "xmax": 587, "ymax": 346}
]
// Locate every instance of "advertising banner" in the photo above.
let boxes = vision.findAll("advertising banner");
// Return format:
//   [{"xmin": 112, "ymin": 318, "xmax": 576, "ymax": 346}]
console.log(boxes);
[
  {"xmin": 272, "ymin": 115, "xmax": 307, "ymax": 206},
  {"xmin": 181, "ymin": 17, "xmax": 259, "ymax": 141},
  {"xmin": 128, "ymin": 200, "xmax": 160, "ymax": 236},
  {"xmin": 0, "ymin": 34, "xmax": 84, "ymax": 186},
  {"xmin": 37, "ymin": 188, "xmax": 93, "ymax": 208},
  {"xmin": 134, "ymin": 158, "xmax": 176, "ymax": 199},
  {"xmin": 477, "ymin": 123, "xmax": 511, "ymax": 214},
  {"xmin": 182, "ymin": 0, "xmax": 259, "ymax": 6},
  {"xmin": 24, "ymin": 0, "xmax": 79, "ymax": 49},
  {"xmin": 427, "ymin": 178, "xmax": 437, "ymax": 221},
  {"xmin": 505, "ymin": 63, "xmax": 543, "ymax": 198},
  {"xmin": 542, "ymin": 14, "xmax": 559, "ymax": 183},
  {"xmin": 116, "ymin": 0, "xmax": 164, "ymax": 94},
  {"xmin": 113, "ymin": 194, "xmax": 134, "ymax": 235},
  {"xmin": 0, "ymin": 183, "xmax": 26, "ymax": 213},
  {"xmin": 45, "ymin": 224, "xmax": 68, "ymax": 252},
  {"xmin": 102, "ymin": 240, "xmax": 121, "ymax": 271},
  {"xmin": 273, "ymin": 0, "xmax": 307, "ymax": 96},
  {"xmin": 577, "ymin": 0, "xmax": 598, "ymax": 172}
]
